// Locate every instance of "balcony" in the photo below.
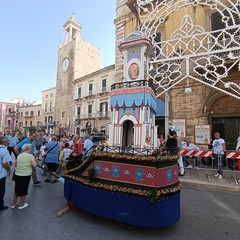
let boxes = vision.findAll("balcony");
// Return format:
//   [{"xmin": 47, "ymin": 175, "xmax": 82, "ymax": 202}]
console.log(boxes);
[
  {"xmin": 74, "ymin": 94, "xmax": 82, "ymax": 100},
  {"xmin": 111, "ymin": 80, "xmax": 149, "ymax": 91},
  {"xmin": 45, "ymin": 108, "xmax": 53, "ymax": 113},
  {"xmin": 98, "ymin": 87, "xmax": 109, "ymax": 95},
  {"xmin": 24, "ymin": 115, "xmax": 34, "ymax": 118},
  {"xmin": 97, "ymin": 111, "xmax": 110, "ymax": 118}
]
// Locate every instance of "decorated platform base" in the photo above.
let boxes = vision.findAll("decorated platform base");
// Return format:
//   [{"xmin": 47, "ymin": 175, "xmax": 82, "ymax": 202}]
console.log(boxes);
[{"xmin": 63, "ymin": 150, "xmax": 181, "ymax": 228}]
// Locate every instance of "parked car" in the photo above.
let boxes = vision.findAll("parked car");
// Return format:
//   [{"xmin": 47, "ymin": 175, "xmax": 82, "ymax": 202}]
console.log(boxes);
[{"xmin": 89, "ymin": 132, "xmax": 106, "ymax": 144}]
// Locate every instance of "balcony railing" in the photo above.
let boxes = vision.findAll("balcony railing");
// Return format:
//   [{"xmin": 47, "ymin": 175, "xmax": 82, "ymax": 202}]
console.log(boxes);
[
  {"xmin": 76, "ymin": 112, "xmax": 111, "ymax": 120},
  {"xmin": 111, "ymin": 80, "xmax": 149, "ymax": 90},
  {"xmin": 101, "ymin": 87, "xmax": 107, "ymax": 93},
  {"xmin": 75, "ymin": 94, "xmax": 82, "ymax": 100},
  {"xmin": 97, "ymin": 111, "xmax": 109, "ymax": 118},
  {"xmin": 45, "ymin": 108, "xmax": 53, "ymax": 113}
]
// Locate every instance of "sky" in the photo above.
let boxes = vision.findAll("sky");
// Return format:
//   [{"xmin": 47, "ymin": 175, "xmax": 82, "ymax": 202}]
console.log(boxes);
[{"xmin": 0, "ymin": 0, "xmax": 116, "ymax": 102}]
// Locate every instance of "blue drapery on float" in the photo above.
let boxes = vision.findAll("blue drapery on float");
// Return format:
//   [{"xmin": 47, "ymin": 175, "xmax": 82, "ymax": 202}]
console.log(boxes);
[{"xmin": 64, "ymin": 178, "xmax": 180, "ymax": 228}]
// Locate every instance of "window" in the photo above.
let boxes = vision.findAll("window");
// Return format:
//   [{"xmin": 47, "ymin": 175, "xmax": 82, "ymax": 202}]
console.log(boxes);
[
  {"xmin": 77, "ymin": 107, "xmax": 81, "ymax": 119},
  {"xmin": 48, "ymin": 116, "xmax": 52, "ymax": 123},
  {"xmin": 50, "ymin": 102, "xmax": 52, "ymax": 112},
  {"xmin": 21, "ymin": 112, "xmax": 23, "ymax": 117},
  {"xmin": 88, "ymin": 105, "xmax": 92, "ymax": 117},
  {"xmin": 99, "ymin": 102, "xmax": 108, "ymax": 117},
  {"xmin": 25, "ymin": 111, "xmax": 29, "ymax": 117},
  {"xmin": 211, "ymin": 6, "xmax": 240, "ymax": 31},
  {"xmin": 45, "ymin": 117, "xmax": 47, "ymax": 125},
  {"xmin": 30, "ymin": 121, "xmax": 33, "ymax": 126},
  {"xmin": 50, "ymin": 93, "xmax": 53, "ymax": 98},
  {"xmin": 30, "ymin": 111, "xmax": 34, "ymax": 116},
  {"xmin": 45, "ymin": 103, "xmax": 48, "ymax": 112},
  {"xmin": 78, "ymin": 87, "xmax": 81, "ymax": 98},
  {"xmin": 46, "ymin": 95, "xmax": 48, "ymax": 99},
  {"xmin": 25, "ymin": 121, "xmax": 27, "ymax": 126},
  {"xmin": 7, "ymin": 119, "xmax": 11, "ymax": 125},
  {"xmin": 102, "ymin": 79, "xmax": 107, "ymax": 92},
  {"xmin": 38, "ymin": 110, "xmax": 40, "ymax": 116},
  {"xmin": 8, "ymin": 108, "xmax": 12, "ymax": 114},
  {"xmin": 62, "ymin": 112, "xmax": 65, "ymax": 117},
  {"xmin": 89, "ymin": 83, "xmax": 93, "ymax": 95}
]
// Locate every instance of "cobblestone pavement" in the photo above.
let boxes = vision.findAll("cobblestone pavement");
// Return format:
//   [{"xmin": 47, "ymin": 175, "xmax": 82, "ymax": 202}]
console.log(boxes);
[{"xmin": 0, "ymin": 166, "xmax": 240, "ymax": 240}]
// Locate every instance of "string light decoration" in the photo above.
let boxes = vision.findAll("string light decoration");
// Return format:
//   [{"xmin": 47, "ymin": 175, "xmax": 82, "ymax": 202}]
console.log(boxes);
[{"xmin": 134, "ymin": 0, "xmax": 240, "ymax": 99}]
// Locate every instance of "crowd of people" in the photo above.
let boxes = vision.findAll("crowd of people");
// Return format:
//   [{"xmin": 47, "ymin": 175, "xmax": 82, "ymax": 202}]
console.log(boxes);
[
  {"xmin": 1, "ymin": 129, "xmax": 240, "ymax": 212},
  {"xmin": 0, "ymin": 131, "xmax": 93, "ymax": 211},
  {"xmin": 158, "ymin": 131, "xmax": 240, "ymax": 179}
]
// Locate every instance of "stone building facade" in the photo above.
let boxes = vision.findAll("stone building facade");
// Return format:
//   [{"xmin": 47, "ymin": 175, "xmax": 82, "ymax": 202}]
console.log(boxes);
[
  {"xmin": 74, "ymin": 64, "xmax": 115, "ymax": 136},
  {"xmin": 19, "ymin": 103, "xmax": 42, "ymax": 134},
  {"xmin": 55, "ymin": 15, "xmax": 101, "ymax": 136},
  {"xmin": 41, "ymin": 87, "xmax": 56, "ymax": 133},
  {"xmin": 115, "ymin": 0, "xmax": 240, "ymax": 150},
  {"xmin": 0, "ymin": 102, "xmax": 20, "ymax": 134}
]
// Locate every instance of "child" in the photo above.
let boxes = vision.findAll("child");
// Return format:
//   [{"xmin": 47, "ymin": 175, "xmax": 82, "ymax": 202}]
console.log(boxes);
[{"xmin": 63, "ymin": 142, "xmax": 73, "ymax": 162}]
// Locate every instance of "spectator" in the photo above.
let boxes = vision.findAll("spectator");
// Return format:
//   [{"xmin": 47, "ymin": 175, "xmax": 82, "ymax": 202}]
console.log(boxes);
[
  {"xmin": 11, "ymin": 144, "xmax": 36, "ymax": 210},
  {"xmin": 7, "ymin": 131, "xmax": 19, "ymax": 165},
  {"xmin": 68, "ymin": 136, "xmax": 74, "ymax": 147},
  {"xmin": 172, "ymin": 131, "xmax": 185, "ymax": 176},
  {"xmin": 44, "ymin": 135, "xmax": 60, "ymax": 183},
  {"xmin": 71, "ymin": 135, "xmax": 83, "ymax": 155},
  {"xmin": 18, "ymin": 133, "xmax": 25, "ymax": 143},
  {"xmin": 63, "ymin": 142, "xmax": 73, "ymax": 161},
  {"xmin": 165, "ymin": 131, "xmax": 178, "ymax": 154},
  {"xmin": 0, "ymin": 137, "xmax": 12, "ymax": 211},
  {"xmin": 236, "ymin": 134, "xmax": 240, "ymax": 151},
  {"xmin": 35, "ymin": 132, "xmax": 43, "ymax": 161},
  {"xmin": 212, "ymin": 132, "xmax": 226, "ymax": 180},
  {"xmin": 14, "ymin": 132, "xmax": 41, "ymax": 185},
  {"xmin": 182, "ymin": 139, "xmax": 200, "ymax": 170},
  {"xmin": 83, "ymin": 135, "xmax": 93, "ymax": 158}
]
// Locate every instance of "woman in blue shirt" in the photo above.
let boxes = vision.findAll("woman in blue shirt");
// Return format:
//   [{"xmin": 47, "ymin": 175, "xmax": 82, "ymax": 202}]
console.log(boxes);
[{"xmin": 44, "ymin": 135, "xmax": 60, "ymax": 183}]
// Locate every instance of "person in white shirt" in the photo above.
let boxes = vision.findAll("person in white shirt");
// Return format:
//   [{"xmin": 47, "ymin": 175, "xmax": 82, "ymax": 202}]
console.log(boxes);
[
  {"xmin": 182, "ymin": 139, "xmax": 200, "ymax": 170},
  {"xmin": 212, "ymin": 132, "xmax": 226, "ymax": 180},
  {"xmin": 83, "ymin": 135, "xmax": 93, "ymax": 158},
  {"xmin": 63, "ymin": 143, "xmax": 73, "ymax": 161},
  {"xmin": 0, "ymin": 136, "xmax": 12, "ymax": 211},
  {"xmin": 236, "ymin": 134, "xmax": 240, "ymax": 151},
  {"xmin": 173, "ymin": 131, "xmax": 185, "ymax": 176}
]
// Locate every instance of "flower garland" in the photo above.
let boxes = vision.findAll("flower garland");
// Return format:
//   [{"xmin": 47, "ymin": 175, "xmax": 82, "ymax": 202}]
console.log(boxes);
[
  {"xmin": 64, "ymin": 173, "xmax": 182, "ymax": 199},
  {"xmin": 64, "ymin": 151, "xmax": 181, "ymax": 200},
  {"xmin": 91, "ymin": 151, "xmax": 179, "ymax": 162}
]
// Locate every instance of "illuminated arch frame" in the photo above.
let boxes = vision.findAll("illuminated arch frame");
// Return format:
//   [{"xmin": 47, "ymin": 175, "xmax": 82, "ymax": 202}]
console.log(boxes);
[{"xmin": 136, "ymin": 0, "xmax": 240, "ymax": 99}]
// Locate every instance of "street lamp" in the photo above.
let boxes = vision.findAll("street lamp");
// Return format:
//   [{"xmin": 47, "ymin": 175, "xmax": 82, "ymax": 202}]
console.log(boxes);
[{"xmin": 184, "ymin": 87, "xmax": 192, "ymax": 94}]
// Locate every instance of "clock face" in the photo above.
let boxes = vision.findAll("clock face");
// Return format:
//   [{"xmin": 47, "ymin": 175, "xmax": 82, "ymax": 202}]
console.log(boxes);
[{"xmin": 62, "ymin": 58, "xmax": 70, "ymax": 72}]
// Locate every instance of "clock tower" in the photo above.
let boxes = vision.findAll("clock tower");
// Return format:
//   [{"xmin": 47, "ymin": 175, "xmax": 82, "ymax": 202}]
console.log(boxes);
[{"xmin": 55, "ymin": 15, "xmax": 101, "ymax": 135}]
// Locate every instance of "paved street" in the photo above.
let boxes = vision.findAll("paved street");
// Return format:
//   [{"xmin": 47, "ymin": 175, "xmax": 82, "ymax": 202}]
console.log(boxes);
[{"xmin": 1, "ymin": 168, "xmax": 240, "ymax": 240}]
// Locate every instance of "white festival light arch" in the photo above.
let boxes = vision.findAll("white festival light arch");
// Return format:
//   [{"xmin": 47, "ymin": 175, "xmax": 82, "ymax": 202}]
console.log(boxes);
[{"xmin": 135, "ymin": 0, "xmax": 240, "ymax": 99}]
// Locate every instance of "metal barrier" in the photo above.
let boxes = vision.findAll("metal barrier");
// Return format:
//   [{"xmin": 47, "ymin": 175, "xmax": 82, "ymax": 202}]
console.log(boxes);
[
  {"xmin": 180, "ymin": 150, "xmax": 240, "ymax": 185},
  {"xmin": 97, "ymin": 146, "xmax": 240, "ymax": 185}
]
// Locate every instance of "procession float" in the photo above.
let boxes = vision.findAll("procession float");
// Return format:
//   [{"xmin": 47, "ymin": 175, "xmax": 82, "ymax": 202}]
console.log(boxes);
[{"xmin": 60, "ymin": 30, "xmax": 181, "ymax": 228}]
